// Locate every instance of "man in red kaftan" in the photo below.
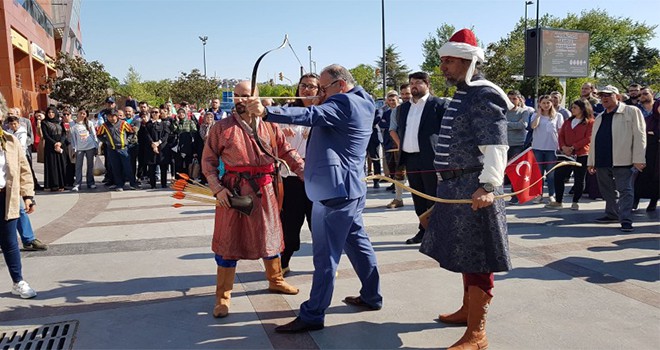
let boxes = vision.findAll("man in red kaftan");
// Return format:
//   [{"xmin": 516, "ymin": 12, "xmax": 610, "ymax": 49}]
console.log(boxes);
[{"xmin": 201, "ymin": 81, "xmax": 305, "ymax": 318}]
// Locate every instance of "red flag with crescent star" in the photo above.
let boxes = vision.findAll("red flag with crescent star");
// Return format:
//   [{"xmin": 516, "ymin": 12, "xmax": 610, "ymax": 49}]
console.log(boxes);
[{"xmin": 505, "ymin": 148, "xmax": 542, "ymax": 203}]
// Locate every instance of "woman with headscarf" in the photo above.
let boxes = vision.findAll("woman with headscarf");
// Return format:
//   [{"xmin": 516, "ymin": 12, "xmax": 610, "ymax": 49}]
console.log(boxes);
[{"xmin": 41, "ymin": 107, "xmax": 67, "ymax": 191}]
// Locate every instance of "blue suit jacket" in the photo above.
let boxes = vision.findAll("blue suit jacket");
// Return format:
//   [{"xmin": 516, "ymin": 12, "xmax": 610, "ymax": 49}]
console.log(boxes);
[{"xmin": 264, "ymin": 86, "xmax": 375, "ymax": 202}]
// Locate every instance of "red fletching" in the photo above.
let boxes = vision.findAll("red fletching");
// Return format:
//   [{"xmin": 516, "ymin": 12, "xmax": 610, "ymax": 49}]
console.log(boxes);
[
  {"xmin": 172, "ymin": 192, "xmax": 186, "ymax": 200},
  {"xmin": 172, "ymin": 203, "xmax": 184, "ymax": 208},
  {"xmin": 171, "ymin": 183, "xmax": 185, "ymax": 191},
  {"xmin": 177, "ymin": 173, "xmax": 190, "ymax": 181}
]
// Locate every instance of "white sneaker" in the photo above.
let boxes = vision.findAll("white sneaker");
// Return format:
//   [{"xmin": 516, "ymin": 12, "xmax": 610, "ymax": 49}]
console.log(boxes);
[
  {"xmin": 548, "ymin": 196, "xmax": 556, "ymax": 203},
  {"xmin": 12, "ymin": 280, "xmax": 36, "ymax": 299},
  {"xmin": 571, "ymin": 203, "xmax": 580, "ymax": 210},
  {"xmin": 533, "ymin": 196, "xmax": 543, "ymax": 204},
  {"xmin": 89, "ymin": 184, "xmax": 97, "ymax": 189},
  {"xmin": 71, "ymin": 185, "xmax": 79, "ymax": 192}
]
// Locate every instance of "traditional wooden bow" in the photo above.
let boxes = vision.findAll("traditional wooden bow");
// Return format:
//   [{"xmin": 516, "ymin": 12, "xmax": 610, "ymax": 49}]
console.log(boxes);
[
  {"xmin": 250, "ymin": 34, "xmax": 289, "ymax": 96},
  {"xmin": 366, "ymin": 160, "xmax": 582, "ymax": 204}
]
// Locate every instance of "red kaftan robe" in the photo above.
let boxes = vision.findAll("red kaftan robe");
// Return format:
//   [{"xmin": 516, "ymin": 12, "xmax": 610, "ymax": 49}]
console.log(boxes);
[{"xmin": 201, "ymin": 114, "xmax": 304, "ymax": 260}]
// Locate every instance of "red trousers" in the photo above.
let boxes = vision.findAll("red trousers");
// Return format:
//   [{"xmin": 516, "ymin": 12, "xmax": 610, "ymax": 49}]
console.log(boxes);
[{"xmin": 463, "ymin": 273, "xmax": 494, "ymax": 296}]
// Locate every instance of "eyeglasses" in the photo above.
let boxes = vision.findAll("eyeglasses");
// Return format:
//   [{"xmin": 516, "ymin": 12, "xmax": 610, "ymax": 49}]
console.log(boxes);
[
  {"xmin": 299, "ymin": 83, "xmax": 319, "ymax": 90},
  {"xmin": 63, "ymin": 113, "xmax": 71, "ymax": 116},
  {"xmin": 320, "ymin": 80, "xmax": 340, "ymax": 93}
]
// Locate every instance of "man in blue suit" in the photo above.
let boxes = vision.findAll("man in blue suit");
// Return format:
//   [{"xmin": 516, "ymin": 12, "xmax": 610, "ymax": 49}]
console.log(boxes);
[{"xmin": 247, "ymin": 64, "xmax": 382, "ymax": 333}]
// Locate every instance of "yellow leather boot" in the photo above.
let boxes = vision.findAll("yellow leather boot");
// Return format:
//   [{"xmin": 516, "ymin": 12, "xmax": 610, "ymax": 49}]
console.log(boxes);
[
  {"xmin": 213, "ymin": 266, "xmax": 236, "ymax": 318},
  {"xmin": 439, "ymin": 290, "xmax": 468, "ymax": 325},
  {"xmin": 263, "ymin": 257, "xmax": 299, "ymax": 295},
  {"xmin": 448, "ymin": 286, "xmax": 492, "ymax": 350}
]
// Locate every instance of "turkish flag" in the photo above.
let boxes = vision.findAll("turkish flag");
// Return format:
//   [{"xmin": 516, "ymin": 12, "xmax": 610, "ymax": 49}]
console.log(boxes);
[{"xmin": 505, "ymin": 148, "xmax": 542, "ymax": 204}]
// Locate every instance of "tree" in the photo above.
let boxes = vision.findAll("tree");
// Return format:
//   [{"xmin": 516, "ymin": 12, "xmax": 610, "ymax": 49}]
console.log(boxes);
[
  {"xmin": 170, "ymin": 69, "xmax": 220, "ymax": 108},
  {"xmin": 605, "ymin": 45, "xmax": 659, "ymax": 87},
  {"xmin": 43, "ymin": 53, "xmax": 113, "ymax": 109},
  {"xmin": 375, "ymin": 45, "xmax": 410, "ymax": 94},
  {"xmin": 142, "ymin": 79, "xmax": 173, "ymax": 107},
  {"xmin": 646, "ymin": 58, "xmax": 660, "ymax": 92},
  {"xmin": 421, "ymin": 23, "xmax": 457, "ymax": 72},
  {"xmin": 258, "ymin": 84, "xmax": 294, "ymax": 104},
  {"xmin": 350, "ymin": 64, "xmax": 378, "ymax": 95},
  {"xmin": 116, "ymin": 66, "xmax": 152, "ymax": 103}
]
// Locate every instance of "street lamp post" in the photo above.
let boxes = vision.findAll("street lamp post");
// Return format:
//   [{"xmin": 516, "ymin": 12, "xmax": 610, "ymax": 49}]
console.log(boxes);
[
  {"xmin": 308, "ymin": 46, "xmax": 313, "ymax": 73},
  {"xmin": 534, "ymin": 0, "xmax": 540, "ymax": 108},
  {"xmin": 524, "ymin": 1, "xmax": 533, "ymax": 45},
  {"xmin": 381, "ymin": 0, "xmax": 386, "ymax": 99},
  {"xmin": 199, "ymin": 36, "xmax": 208, "ymax": 76}
]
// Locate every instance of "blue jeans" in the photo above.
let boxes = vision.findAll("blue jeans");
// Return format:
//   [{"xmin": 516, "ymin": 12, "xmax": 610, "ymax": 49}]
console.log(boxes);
[
  {"xmin": 107, "ymin": 148, "xmax": 135, "ymax": 188},
  {"xmin": 299, "ymin": 196, "xmax": 382, "ymax": 325},
  {"xmin": 533, "ymin": 149, "xmax": 557, "ymax": 196},
  {"xmin": 75, "ymin": 148, "xmax": 96, "ymax": 187},
  {"xmin": 16, "ymin": 201, "xmax": 35, "ymax": 245},
  {"xmin": 0, "ymin": 193, "xmax": 23, "ymax": 283}
]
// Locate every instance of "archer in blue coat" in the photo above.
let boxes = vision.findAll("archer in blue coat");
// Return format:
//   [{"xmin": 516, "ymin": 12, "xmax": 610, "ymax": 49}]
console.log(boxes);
[{"xmin": 247, "ymin": 64, "xmax": 382, "ymax": 333}]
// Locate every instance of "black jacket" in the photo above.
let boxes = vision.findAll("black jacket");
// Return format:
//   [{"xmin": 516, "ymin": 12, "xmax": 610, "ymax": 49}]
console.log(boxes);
[{"xmin": 397, "ymin": 96, "xmax": 449, "ymax": 170}]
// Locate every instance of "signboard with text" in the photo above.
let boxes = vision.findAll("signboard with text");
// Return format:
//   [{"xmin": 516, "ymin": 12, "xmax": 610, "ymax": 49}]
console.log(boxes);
[{"xmin": 540, "ymin": 28, "xmax": 590, "ymax": 77}]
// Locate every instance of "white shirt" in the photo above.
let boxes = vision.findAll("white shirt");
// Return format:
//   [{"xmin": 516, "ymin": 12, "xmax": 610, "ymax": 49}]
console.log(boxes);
[
  {"xmin": 531, "ymin": 113, "xmax": 564, "ymax": 151},
  {"xmin": 402, "ymin": 93, "xmax": 429, "ymax": 153},
  {"xmin": 0, "ymin": 149, "xmax": 6, "ymax": 189},
  {"xmin": 281, "ymin": 124, "xmax": 309, "ymax": 178}
]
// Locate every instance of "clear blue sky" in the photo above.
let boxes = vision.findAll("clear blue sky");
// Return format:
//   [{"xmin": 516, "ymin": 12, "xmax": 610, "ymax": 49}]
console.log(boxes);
[{"xmin": 81, "ymin": 0, "xmax": 660, "ymax": 83}]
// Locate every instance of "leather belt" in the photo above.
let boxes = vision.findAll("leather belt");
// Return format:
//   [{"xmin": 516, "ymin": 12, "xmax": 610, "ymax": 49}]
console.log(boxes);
[{"xmin": 437, "ymin": 166, "xmax": 483, "ymax": 181}]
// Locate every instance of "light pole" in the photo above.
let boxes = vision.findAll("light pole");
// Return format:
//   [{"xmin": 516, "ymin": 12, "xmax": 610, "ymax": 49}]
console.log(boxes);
[
  {"xmin": 524, "ymin": 1, "xmax": 533, "ymax": 45},
  {"xmin": 381, "ymin": 0, "xmax": 386, "ymax": 99},
  {"xmin": 199, "ymin": 36, "xmax": 208, "ymax": 76},
  {"xmin": 308, "ymin": 46, "xmax": 313, "ymax": 73},
  {"xmin": 534, "ymin": 0, "xmax": 540, "ymax": 108}
]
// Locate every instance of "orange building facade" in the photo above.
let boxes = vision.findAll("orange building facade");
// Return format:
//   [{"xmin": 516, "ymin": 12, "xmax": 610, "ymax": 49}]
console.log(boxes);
[{"xmin": 0, "ymin": 0, "xmax": 82, "ymax": 113}]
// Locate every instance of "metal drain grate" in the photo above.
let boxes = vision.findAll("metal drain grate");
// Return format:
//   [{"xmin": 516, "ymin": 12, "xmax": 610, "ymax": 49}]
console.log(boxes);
[{"xmin": 0, "ymin": 320, "xmax": 78, "ymax": 350}]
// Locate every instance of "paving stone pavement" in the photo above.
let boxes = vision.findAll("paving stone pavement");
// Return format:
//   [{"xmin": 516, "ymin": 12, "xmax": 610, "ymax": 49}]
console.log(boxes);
[{"xmin": 0, "ymin": 165, "xmax": 658, "ymax": 349}]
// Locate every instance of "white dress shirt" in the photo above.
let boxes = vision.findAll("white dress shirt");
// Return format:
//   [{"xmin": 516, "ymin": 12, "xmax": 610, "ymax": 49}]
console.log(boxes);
[{"xmin": 402, "ymin": 93, "xmax": 429, "ymax": 153}]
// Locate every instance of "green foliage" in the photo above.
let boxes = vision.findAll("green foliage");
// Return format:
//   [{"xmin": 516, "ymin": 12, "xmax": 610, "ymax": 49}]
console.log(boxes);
[
  {"xmin": 646, "ymin": 58, "xmax": 660, "ymax": 92},
  {"xmin": 421, "ymin": 23, "xmax": 457, "ymax": 73},
  {"xmin": 428, "ymin": 66, "xmax": 456, "ymax": 98},
  {"xmin": 350, "ymin": 64, "xmax": 378, "ymax": 95},
  {"xmin": 43, "ymin": 53, "xmax": 113, "ymax": 109},
  {"xmin": 257, "ymin": 84, "xmax": 294, "ymax": 103},
  {"xmin": 142, "ymin": 79, "xmax": 173, "ymax": 107},
  {"xmin": 375, "ymin": 45, "xmax": 410, "ymax": 94},
  {"xmin": 116, "ymin": 66, "xmax": 151, "ymax": 102},
  {"xmin": 170, "ymin": 69, "xmax": 221, "ymax": 108}
]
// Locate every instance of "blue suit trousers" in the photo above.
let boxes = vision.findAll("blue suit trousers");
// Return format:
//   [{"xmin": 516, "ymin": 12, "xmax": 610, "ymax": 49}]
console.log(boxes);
[{"xmin": 299, "ymin": 195, "xmax": 382, "ymax": 324}]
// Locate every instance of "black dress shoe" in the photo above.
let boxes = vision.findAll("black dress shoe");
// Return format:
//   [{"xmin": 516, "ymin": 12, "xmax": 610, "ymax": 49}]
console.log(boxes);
[
  {"xmin": 342, "ymin": 296, "xmax": 382, "ymax": 310},
  {"xmin": 275, "ymin": 317, "xmax": 324, "ymax": 333},
  {"xmin": 405, "ymin": 231, "xmax": 424, "ymax": 244}
]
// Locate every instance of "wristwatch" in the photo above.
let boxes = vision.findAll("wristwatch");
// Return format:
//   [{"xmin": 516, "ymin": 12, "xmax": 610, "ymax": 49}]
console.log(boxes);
[{"xmin": 480, "ymin": 183, "xmax": 495, "ymax": 193}]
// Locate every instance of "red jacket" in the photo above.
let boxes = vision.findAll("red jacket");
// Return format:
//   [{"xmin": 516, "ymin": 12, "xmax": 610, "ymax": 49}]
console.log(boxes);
[{"xmin": 558, "ymin": 117, "xmax": 593, "ymax": 156}]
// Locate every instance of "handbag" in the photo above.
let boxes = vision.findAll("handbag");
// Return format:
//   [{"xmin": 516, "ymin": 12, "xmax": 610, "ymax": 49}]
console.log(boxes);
[
  {"xmin": 93, "ymin": 155, "xmax": 106, "ymax": 176},
  {"xmin": 188, "ymin": 157, "xmax": 201, "ymax": 179}
]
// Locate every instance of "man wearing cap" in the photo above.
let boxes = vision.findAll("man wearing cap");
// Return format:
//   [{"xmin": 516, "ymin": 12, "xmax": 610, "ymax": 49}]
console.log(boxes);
[
  {"xmin": 587, "ymin": 85, "xmax": 646, "ymax": 232},
  {"xmin": 419, "ymin": 28, "xmax": 513, "ymax": 350}
]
